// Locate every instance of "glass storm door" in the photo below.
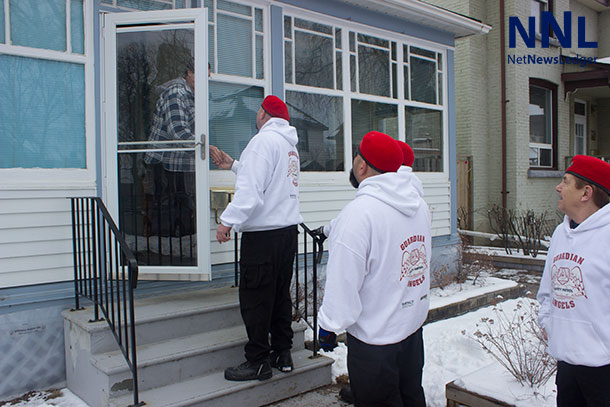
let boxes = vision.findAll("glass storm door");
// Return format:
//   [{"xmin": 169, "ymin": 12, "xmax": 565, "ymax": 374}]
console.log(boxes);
[{"xmin": 104, "ymin": 9, "xmax": 210, "ymax": 278}]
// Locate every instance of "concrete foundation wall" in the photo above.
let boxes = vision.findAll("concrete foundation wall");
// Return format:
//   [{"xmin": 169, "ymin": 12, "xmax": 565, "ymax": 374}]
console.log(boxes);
[{"xmin": 0, "ymin": 304, "xmax": 68, "ymax": 400}]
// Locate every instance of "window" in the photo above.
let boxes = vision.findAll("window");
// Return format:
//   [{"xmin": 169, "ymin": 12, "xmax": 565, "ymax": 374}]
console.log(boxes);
[
  {"xmin": 205, "ymin": 0, "xmax": 267, "ymax": 163},
  {"xmin": 286, "ymin": 91, "xmax": 344, "ymax": 171},
  {"xmin": 530, "ymin": 0, "xmax": 553, "ymax": 36},
  {"xmin": 284, "ymin": 14, "xmax": 447, "ymax": 173},
  {"xmin": 206, "ymin": 0, "xmax": 264, "ymax": 79},
  {"xmin": 574, "ymin": 101, "xmax": 586, "ymax": 156},
  {"xmin": 529, "ymin": 79, "xmax": 557, "ymax": 169},
  {"xmin": 406, "ymin": 107, "xmax": 443, "ymax": 172},
  {"xmin": 0, "ymin": 0, "xmax": 88, "ymax": 170}
]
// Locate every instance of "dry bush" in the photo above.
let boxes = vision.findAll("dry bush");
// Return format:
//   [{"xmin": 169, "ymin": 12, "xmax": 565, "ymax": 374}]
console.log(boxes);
[
  {"xmin": 488, "ymin": 205, "xmax": 549, "ymax": 257},
  {"xmin": 471, "ymin": 299, "xmax": 556, "ymax": 387},
  {"xmin": 291, "ymin": 270, "xmax": 324, "ymax": 322}
]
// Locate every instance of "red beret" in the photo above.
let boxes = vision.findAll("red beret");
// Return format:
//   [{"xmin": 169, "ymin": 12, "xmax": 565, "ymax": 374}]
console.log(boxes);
[
  {"xmin": 566, "ymin": 155, "xmax": 610, "ymax": 195},
  {"xmin": 358, "ymin": 131, "xmax": 402, "ymax": 173},
  {"xmin": 261, "ymin": 95, "xmax": 290, "ymax": 121},
  {"xmin": 395, "ymin": 140, "xmax": 415, "ymax": 167}
]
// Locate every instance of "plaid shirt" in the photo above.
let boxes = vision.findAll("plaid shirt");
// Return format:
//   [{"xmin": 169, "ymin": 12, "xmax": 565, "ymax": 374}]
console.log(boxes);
[{"xmin": 145, "ymin": 78, "xmax": 195, "ymax": 172}]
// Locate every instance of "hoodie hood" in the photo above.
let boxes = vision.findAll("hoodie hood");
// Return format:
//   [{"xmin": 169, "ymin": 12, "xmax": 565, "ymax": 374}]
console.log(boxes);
[
  {"xmin": 259, "ymin": 118, "xmax": 298, "ymax": 147},
  {"xmin": 561, "ymin": 202, "xmax": 610, "ymax": 234},
  {"xmin": 356, "ymin": 169, "xmax": 423, "ymax": 217}
]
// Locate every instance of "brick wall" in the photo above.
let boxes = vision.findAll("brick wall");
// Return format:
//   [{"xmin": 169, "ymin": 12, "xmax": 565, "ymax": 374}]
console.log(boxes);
[{"xmin": 599, "ymin": 11, "xmax": 610, "ymax": 58}]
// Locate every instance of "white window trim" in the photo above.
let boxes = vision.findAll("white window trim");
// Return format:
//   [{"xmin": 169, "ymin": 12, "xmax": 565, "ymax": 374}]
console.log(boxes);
[
  {"xmin": 0, "ymin": 0, "xmax": 96, "ymax": 190},
  {"xmin": 208, "ymin": 0, "xmax": 272, "ymax": 187},
  {"xmin": 281, "ymin": 5, "xmax": 450, "ymax": 184},
  {"xmin": 574, "ymin": 99, "xmax": 587, "ymax": 156}
]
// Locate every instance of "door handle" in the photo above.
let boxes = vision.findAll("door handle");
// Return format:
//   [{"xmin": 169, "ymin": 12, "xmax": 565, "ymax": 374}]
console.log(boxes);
[{"xmin": 196, "ymin": 134, "xmax": 206, "ymax": 160}]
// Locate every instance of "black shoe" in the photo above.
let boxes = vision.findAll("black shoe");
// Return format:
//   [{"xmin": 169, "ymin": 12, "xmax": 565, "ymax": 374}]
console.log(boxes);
[
  {"xmin": 224, "ymin": 360, "xmax": 272, "ymax": 381},
  {"xmin": 339, "ymin": 384, "xmax": 354, "ymax": 404},
  {"xmin": 270, "ymin": 350, "xmax": 293, "ymax": 373}
]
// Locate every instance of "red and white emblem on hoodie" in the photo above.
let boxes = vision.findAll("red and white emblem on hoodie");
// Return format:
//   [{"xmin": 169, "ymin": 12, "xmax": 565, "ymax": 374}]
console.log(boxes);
[
  {"xmin": 287, "ymin": 151, "xmax": 299, "ymax": 187},
  {"xmin": 400, "ymin": 245, "xmax": 427, "ymax": 282},
  {"xmin": 551, "ymin": 265, "xmax": 588, "ymax": 300}
]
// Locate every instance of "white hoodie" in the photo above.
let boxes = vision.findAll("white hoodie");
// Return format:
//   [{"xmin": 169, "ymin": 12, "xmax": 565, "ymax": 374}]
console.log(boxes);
[
  {"xmin": 220, "ymin": 118, "xmax": 303, "ymax": 232},
  {"xmin": 319, "ymin": 169, "xmax": 431, "ymax": 345},
  {"xmin": 537, "ymin": 203, "xmax": 610, "ymax": 367}
]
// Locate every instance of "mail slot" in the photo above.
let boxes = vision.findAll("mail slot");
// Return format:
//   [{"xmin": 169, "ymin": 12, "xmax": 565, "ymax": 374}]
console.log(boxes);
[{"xmin": 210, "ymin": 188, "xmax": 235, "ymax": 223}]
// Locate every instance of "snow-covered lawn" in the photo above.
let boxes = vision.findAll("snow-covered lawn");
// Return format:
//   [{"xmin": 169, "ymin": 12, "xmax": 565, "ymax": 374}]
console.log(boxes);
[{"xmin": 2, "ymin": 275, "xmax": 556, "ymax": 407}]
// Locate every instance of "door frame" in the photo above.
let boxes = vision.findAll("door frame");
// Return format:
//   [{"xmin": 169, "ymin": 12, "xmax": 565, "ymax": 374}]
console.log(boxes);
[
  {"xmin": 574, "ymin": 99, "xmax": 587, "ymax": 156},
  {"xmin": 102, "ymin": 8, "xmax": 210, "ymax": 278}
]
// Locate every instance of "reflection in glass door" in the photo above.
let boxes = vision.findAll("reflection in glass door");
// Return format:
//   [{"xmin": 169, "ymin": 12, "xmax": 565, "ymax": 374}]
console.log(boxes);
[{"xmin": 116, "ymin": 26, "xmax": 198, "ymax": 267}]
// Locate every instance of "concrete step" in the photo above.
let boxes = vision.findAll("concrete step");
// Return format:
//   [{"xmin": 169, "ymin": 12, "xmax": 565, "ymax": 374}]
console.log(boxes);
[
  {"xmin": 63, "ymin": 286, "xmax": 242, "ymax": 354},
  {"xmin": 109, "ymin": 348, "xmax": 334, "ymax": 407},
  {"xmin": 92, "ymin": 321, "xmax": 308, "ymax": 394}
]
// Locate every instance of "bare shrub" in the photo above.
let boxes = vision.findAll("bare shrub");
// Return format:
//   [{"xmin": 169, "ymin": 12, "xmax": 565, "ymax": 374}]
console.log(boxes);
[
  {"xmin": 431, "ymin": 264, "xmax": 454, "ymax": 289},
  {"xmin": 291, "ymin": 270, "xmax": 324, "ymax": 322},
  {"xmin": 488, "ymin": 205, "xmax": 549, "ymax": 257},
  {"xmin": 471, "ymin": 299, "xmax": 556, "ymax": 387}
]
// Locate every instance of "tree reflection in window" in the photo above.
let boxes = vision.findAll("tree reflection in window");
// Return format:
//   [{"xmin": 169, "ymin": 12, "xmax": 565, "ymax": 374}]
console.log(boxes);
[{"xmin": 286, "ymin": 91, "xmax": 344, "ymax": 171}]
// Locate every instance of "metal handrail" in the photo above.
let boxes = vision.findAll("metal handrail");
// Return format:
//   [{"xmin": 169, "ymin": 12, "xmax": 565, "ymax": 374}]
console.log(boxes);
[
  {"xmin": 294, "ymin": 223, "xmax": 325, "ymax": 357},
  {"xmin": 232, "ymin": 223, "xmax": 325, "ymax": 357},
  {"xmin": 70, "ymin": 197, "xmax": 143, "ymax": 407}
]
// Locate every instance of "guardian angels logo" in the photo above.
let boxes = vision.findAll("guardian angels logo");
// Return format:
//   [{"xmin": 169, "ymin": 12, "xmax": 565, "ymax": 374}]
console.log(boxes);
[
  {"xmin": 399, "ymin": 235, "xmax": 427, "ymax": 287},
  {"xmin": 287, "ymin": 151, "xmax": 299, "ymax": 187},
  {"xmin": 550, "ymin": 251, "xmax": 588, "ymax": 309},
  {"xmin": 551, "ymin": 265, "xmax": 588, "ymax": 300}
]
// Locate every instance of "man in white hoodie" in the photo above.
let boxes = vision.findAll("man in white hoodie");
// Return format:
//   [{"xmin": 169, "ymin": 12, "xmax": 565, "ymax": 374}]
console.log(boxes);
[
  {"xmin": 212, "ymin": 95, "xmax": 303, "ymax": 382},
  {"xmin": 318, "ymin": 132, "xmax": 431, "ymax": 406},
  {"xmin": 537, "ymin": 155, "xmax": 610, "ymax": 407}
]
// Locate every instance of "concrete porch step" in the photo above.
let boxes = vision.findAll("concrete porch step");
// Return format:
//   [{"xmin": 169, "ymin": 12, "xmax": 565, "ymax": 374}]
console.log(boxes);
[
  {"xmin": 64, "ymin": 286, "xmax": 243, "ymax": 354},
  {"xmin": 92, "ymin": 321, "xmax": 308, "ymax": 393},
  {"xmin": 109, "ymin": 348, "xmax": 334, "ymax": 407}
]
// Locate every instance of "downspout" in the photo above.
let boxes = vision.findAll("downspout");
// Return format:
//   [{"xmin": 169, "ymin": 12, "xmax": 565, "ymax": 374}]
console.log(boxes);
[{"xmin": 499, "ymin": 0, "xmax": 508, "ymax": 211}]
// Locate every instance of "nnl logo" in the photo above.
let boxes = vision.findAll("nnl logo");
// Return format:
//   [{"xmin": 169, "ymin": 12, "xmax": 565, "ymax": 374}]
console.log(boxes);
[{"xmin": 509, "ymin": 11, "xmax": 598, "ymax": 49}]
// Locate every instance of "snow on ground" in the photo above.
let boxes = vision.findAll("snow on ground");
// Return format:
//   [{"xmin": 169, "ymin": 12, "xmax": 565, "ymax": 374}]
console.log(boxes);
[
  {"xmin": 429, "ymin": 276, "xmax": 517, "ymax": 308},
  {"xmin": 4, "ymin": 277, "xmax": 555, "ymax": 407},
  {"xmin": 0, "ymin": 389, "xmax": 85, "ymax": 407},
  {"xmin": 466, "ymin": 245, "xmax": 547, "ymax": 261}
]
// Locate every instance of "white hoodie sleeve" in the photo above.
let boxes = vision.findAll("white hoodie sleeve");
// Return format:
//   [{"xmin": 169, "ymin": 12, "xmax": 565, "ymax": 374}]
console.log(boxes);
[
  {"xmin": 537, "ymin": 226, "xmax": 561, "ymax": 330},
  {"xmin": 231, "ymin": 159, "xmax": 241, "ymax": 174},
  {"xmin": 318, "ymin": 241, "xmax": 367, "ymax": 333},
  {"xmin": 318, "ymin": 207, "xmax": 369, "ymax": 333},
  {"xmin": 220, "ymin": 140, "xmax": 274, "ymax": 230},
  {"xmin": 536, "ymin": 257, "xmax": 552, "ymax": 330}
]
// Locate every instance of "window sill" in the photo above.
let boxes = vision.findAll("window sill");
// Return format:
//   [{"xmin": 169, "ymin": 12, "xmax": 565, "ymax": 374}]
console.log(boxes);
[
  {"xmin": 528, "ymin": 169, "xmax": 563, "ymax": 178},
  {"xmin": 535, "ymin": 33, "xmax": 561, "ymax": 48}
]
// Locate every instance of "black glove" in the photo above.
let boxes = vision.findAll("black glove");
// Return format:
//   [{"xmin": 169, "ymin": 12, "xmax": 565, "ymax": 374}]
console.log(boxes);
[
  {"xmin": 311, "ymin": 226, "xmax": 327, "ymax": 244},
  {"xmin": 318, "ymin": 327, "xmax": 337, "ymax": 352}
]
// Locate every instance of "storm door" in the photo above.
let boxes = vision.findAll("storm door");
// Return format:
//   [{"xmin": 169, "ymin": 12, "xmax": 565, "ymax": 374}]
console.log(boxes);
[{"xmin": 104, "ymin": 9, "xmax": 210, "ymax": 278}]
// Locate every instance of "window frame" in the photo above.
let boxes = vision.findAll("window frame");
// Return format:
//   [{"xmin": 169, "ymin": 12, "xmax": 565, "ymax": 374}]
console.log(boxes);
[
  {"xmin": 0, "ymin": 0, "xmax": 95, "ymax": 188},
  {"xmin": 205, "ymin": 0, "xmax": 271, "ymax": 186},
  {"xmin": 529, "ymin": 78, "xmax": 558, "ymax": 170},
  {"xmin": 573, "ymin": 99, "xmax": 587, "ymax": 156},
  {"xmin": 282, "ymin": 6, "xmax": 449, "ymax": 183}
]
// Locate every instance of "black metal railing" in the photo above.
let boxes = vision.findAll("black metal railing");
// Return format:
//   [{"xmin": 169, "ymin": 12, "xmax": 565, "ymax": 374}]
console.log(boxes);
[
  {"xmin": 293, "ymin": 223, "xmax": 325, "ymax": 357},
  {"xmin": 70, "ymin": 197, "xmax": 143, "ymax": 407},
  {"xmin": 232, "ymin": 223, "xmax": 325, "ymax": 357}
]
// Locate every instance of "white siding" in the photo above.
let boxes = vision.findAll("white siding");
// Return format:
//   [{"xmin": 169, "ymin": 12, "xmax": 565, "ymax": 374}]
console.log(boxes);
[
  {"xmin": 0, "ymin": 178, "xmax": 451, "ymax": 287},
  {"xmin": 207, "ymin": 179, "xmax": 452, "ymax": 265},
  {"xmin": 0, "ymin": 187, "xmax": 96, "ymax": 288}
]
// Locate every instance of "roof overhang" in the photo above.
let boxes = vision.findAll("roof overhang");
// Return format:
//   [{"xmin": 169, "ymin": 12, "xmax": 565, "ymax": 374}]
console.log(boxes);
[
  {"xmin": 337, "ymin": 0, "xmax": 491, "ymax": 38},
  {"xmin": 561, "ymin": 57, "xmax": 610, "ymax": 97}
]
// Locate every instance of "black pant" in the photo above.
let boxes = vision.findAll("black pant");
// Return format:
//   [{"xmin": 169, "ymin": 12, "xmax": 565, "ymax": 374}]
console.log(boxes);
[
  {"xmin": 239, "ymin": 226, "xmax": 297, "ymax": 363},
  {"xmin": 347, "ymin": 328, "xmax": 426, "ymax": 407},
  {"xmin": 556, "ymin": 361, "xmax": 610, "ymax": 407}
]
